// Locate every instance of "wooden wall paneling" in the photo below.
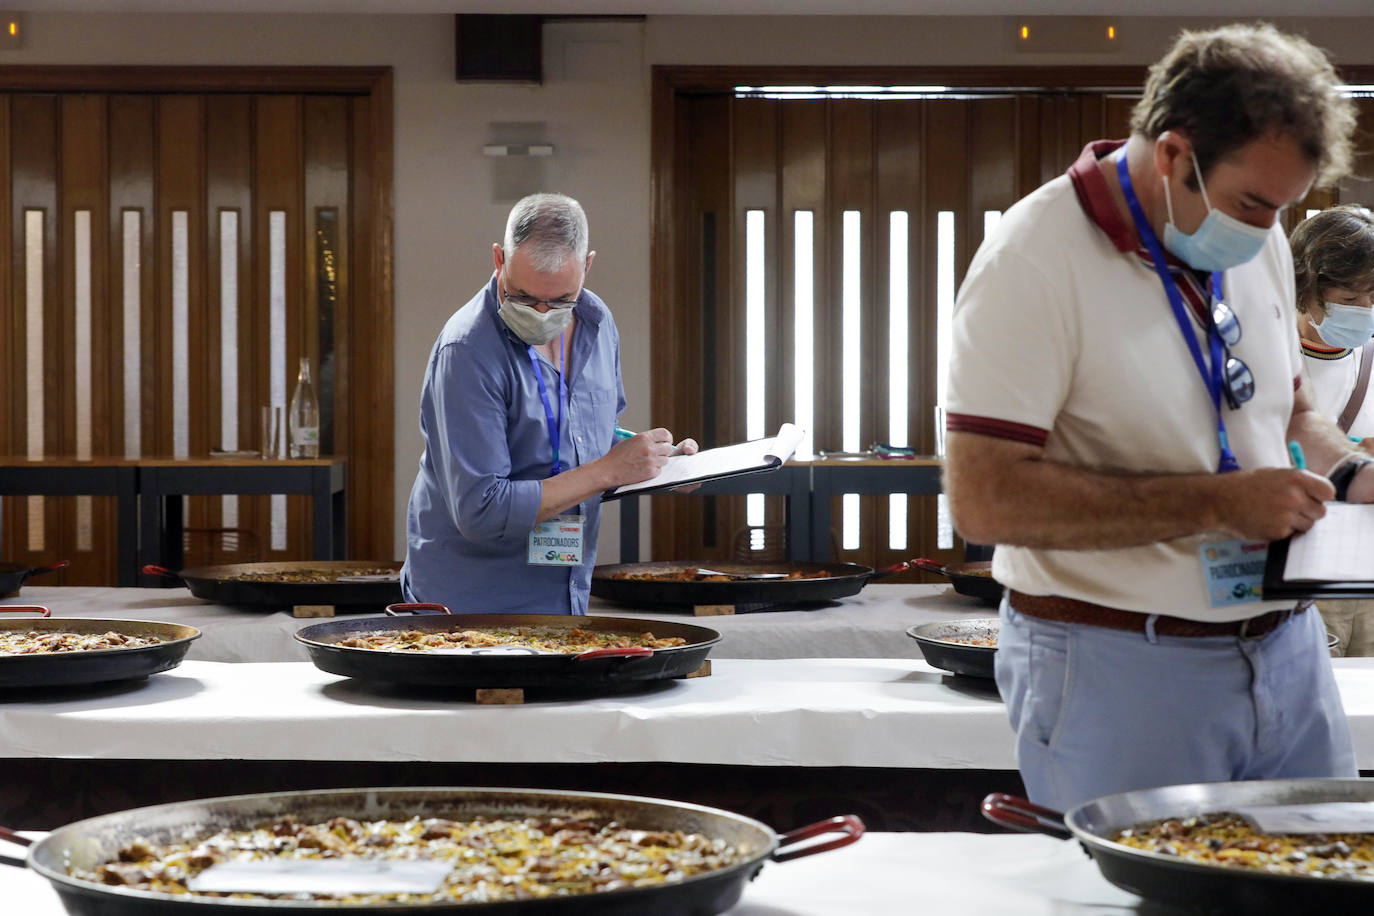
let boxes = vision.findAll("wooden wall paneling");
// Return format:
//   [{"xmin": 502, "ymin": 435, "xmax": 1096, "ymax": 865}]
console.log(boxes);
[
  {"xmin": 303, "ymin": 95, "xmax": 348, "ymax": 561},
  {"xmin": 0, "ymin": 95, "xmax": 10, "ymax": 554},
  {"xmin": 873, "ymin": 100, "xmax": 923, "ymax": 572},
  {"xmin": 60, "ymin": 93, "xmax": 111, "ymax": 583},
  {"xmin": 721, "ymin": 97, "xmax": 777, "ymax": 560},
  {"xmin": 1013, "ymin": 96, "xmax": 1041, "ymax": 201},
  {"xmin": 655, "ymin": 94, "xmax": 730, "ymax": 559},
  {"xmin": 782, "ymin": 100, "xmax": 827, "ymax": 442},
  {"xmin": 1336, "ymin": 98, "xmax": 1374, "ymax": 208},
  {"xmin": 205, "ymin": 94, "xmax": 253, "ymax": 557},
  {"xmin": 1104, "ymin": 95, "xmax": 1136, "ymax": 143},
  {"xmin": 347, "ymin": 91, "xmax": 390, "ymax": 561},
  {"xmin": 827, "ymin": 100, "xmax": 875, "ymax": 561},
  {"xmin": 10, "ymin": 94, "xmax": 59, "ymax": 564},
  {"xmin": 255, "ymin": 94, "xmax": 307, "ymax": 557},
  {"xmin": 108, "ymin": 96, "xmax": 156, "ymax": 461},
  {"xmin": 156, "ymin": 94, "xmax": 208, "ymax": 560},
  {"xmin": 303, "ymin": 96, "xmax": 348, "ymax": 451}
]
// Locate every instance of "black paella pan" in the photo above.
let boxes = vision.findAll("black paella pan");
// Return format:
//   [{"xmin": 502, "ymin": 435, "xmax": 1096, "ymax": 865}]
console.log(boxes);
[
  {"xmin": 0, "ymin": 560, "xmax": 68, "ymax": 596},
  {"xmin": 591, "ymin": 559, "xmax": 915, "ymax": 609},
  {"xmin": 294, "ymin": 603, "xmax": 720, "ymax": 689},
  {"xmin": 3, "ymin": 785, "xmax": 864, "ymax": 915},
  {"xmin": 910, "ymin": 558, "xmax": 1004, "ymax": 607},
  {"xmin": 0, "ymin": 606, "xmax": 199, "ymax": 689},
  {"xmin": 143, "ymin": 561, "xmax": 403, "ymax": 611},
  {"xmin": 905, "ymin": 617, "xmax": 998, "ymax": 679},
  {"xmin": 984, "ymin": 778, "xmax": 1374, "ymax": 915}
]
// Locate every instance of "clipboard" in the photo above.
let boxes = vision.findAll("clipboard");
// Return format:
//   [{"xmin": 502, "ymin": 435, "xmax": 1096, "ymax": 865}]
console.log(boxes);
[
  {"xmin": 602, "ymin": 423, "xmax": 804, "ymax": 501},
  {"xmin": 1263, "ymin": 502, "xmax": 1374, "ymax": 599}
]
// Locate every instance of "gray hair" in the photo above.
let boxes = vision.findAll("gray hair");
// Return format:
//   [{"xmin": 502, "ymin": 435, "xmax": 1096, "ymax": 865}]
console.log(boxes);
[{"xmin": 503, "ymin": 193, "xmax": 589, "ymax": 273}]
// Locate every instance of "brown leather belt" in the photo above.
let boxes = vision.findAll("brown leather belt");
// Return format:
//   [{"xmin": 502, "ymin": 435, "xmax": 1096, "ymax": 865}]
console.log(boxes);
[{"xmin": 1009, "ymin": 590, "xmax": 1308, "ymax": 639}]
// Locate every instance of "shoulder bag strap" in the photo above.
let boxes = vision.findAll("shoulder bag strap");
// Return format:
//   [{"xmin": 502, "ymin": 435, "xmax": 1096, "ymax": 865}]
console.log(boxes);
[{"xmin": 1337, "ymin": 341, "xmax": 1374, "ymax": 434}]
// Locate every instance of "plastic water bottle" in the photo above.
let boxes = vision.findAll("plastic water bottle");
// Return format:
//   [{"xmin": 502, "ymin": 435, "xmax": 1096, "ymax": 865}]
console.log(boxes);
[{"xmin": 289, "ymin": 357, "xmax": 321, "ymax": 458}]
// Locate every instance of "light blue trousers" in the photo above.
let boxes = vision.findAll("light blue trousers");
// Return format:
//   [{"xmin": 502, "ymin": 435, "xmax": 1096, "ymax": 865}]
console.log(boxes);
[{"xmin": 996, "ymin": 595, "xmax": 1357, "ymax": 812}]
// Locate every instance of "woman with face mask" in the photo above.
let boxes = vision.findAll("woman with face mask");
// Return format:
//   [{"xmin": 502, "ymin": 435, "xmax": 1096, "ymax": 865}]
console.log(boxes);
[{"xmin": 1293, "ymin": 204, "xmax": 1374, "ymax": 655}]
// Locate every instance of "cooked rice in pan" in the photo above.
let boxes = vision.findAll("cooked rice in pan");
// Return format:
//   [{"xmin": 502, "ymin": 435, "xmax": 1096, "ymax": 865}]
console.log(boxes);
[
  {"xmin": 1115, "ymin": 813, "xmax": 1374, "ymax": 879},
  {"xmin": 74, "ymin": 814, "xmax": 743, "ymax": 903}
]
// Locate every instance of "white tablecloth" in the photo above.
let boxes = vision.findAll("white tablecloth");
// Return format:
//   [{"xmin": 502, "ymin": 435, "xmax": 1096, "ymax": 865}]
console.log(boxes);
[
  {"xmin": 5, "ymin": 583, "xmax": 994, "ymax": 663},
  {"xmin": 0, "ymin": 658, "xmax": 1014, "ymax": 768},
  {"xmin": 0, "ymin": 831, "xmax": 1151, "ymax": 915},
  {"xmin": 5, "ymin": 655, "xmax": 1374, "ymax": 770}
]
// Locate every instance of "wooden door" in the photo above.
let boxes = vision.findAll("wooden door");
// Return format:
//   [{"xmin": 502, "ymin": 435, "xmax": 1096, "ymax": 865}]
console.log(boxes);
[{"xmin": 0, "ymin": 69, "xmax": 394, "ymax": 584}]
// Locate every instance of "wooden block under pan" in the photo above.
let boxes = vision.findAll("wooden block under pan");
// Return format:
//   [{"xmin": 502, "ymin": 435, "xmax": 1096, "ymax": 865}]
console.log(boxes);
[
  {"xmin": 292, "ymin": 604, "xmax": 335, "ymax": 618},
  {"xmin": 475, "ymin": 688, "xmax": 525, "ymax": 705},
  {"xmin": 693, "ymin": 605, "xmax": 735, "ymax": 616}
]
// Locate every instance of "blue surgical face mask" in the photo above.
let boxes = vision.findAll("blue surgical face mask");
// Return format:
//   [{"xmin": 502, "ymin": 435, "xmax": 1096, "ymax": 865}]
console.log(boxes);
[
  {"xmin": 1161, "ymin": 155, "xmax": 1271, "ymax": 272},
  {"xmin": 1314, "ymin": 302, "xmax": 1374, "ymax": 349}
]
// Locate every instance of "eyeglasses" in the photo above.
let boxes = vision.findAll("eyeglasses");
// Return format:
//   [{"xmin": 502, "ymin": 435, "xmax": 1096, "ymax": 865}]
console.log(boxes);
[
  {"xmin": 502, "ymin": 292, "xmax": 579, "ymax": 310},
  {"xmin": 499, "ymin": 273, "xmax": 579, "ymax": 310},
  {"xmin": 1211, "ymin": 297, "xmax": 1253, "ymax": 409}
]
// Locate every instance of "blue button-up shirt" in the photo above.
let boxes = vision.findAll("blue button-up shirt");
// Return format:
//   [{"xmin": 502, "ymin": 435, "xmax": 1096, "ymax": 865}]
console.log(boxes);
[{"xmin": 401, "ymin": 274, "xmax": 626, "ymax": 614}]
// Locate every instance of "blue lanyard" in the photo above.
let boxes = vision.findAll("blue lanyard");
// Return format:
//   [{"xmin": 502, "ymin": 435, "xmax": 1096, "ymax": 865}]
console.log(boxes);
[
  {"xmin": 1115, "ymin": 155, "xmax": 1239, "ymax": 473},
  {"xmin": 527, "ymin": 335, "xmax": 568, "ymax": 476}
]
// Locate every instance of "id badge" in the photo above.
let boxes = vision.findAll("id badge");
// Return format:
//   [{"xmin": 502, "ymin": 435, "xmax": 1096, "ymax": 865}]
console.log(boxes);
[
  {"xmin": 1199, "ymin": 539, "xmax": 1267, "ymax": 606},
  {"xmin": 528, "ymin": 515, "xmax": 585, "ymax": 567}
]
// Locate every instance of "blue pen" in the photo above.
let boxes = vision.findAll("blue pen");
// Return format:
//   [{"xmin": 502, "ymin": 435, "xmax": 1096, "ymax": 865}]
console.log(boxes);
[
  {"xmin": 1288, "ymin": 440, "xmax": 1306, "ymax": 471},
  {"xmin": 613, "ymin": 427, "xmax": 635, "ymax": 441}
]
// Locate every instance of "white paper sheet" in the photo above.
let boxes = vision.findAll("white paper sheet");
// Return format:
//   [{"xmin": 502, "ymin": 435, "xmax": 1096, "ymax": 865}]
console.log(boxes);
[
  {"xmin": 1283, "ymin": 503, "xmax": 1374, "ymax": 582},
  {"xmin": 609, "ymin": 423, "xmax": 804, "ymax": 497}
]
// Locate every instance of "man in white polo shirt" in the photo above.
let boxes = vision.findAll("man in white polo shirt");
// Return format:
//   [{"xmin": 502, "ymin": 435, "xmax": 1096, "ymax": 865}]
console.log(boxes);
[{"xmin": 945, "ymin": 23, "xmax": 1374, "ymax": 811}]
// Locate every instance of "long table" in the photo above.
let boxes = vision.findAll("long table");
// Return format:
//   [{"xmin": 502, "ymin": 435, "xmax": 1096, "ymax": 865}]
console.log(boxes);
[
  {"xmin": 617, "ymin": 457, "xmax": 947, "ymax": 563},
  {"xmin": 0, "ymin": 659, "xmax": 1012, "ymax": 769},
  {"xmin": 0, "ymin": 830, "xmax": 1151, "ymax": 914},
  {"xmin": 7, "ymin": 656, "xmax": 1374, "ymax": 771},
  {"xmin": 9, "ymin": 583, "xmax": 998, "ymax": 663},
  {"xmin": 0, "ymin": 459, "xmax": 139, "ymax": 587},
  {"xmin": 0, "ymin": 456, "xmax": 347, "ymax": 587}
]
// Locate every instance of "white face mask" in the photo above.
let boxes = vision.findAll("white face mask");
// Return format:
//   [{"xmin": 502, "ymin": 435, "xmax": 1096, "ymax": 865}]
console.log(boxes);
[
  {"xmin": 498, "ymin": 298, "xmax": 574, "ymax": 346},
  {"xmin": 1314, "ymin": 302, "xmax": 1374, "ymax": 349}
]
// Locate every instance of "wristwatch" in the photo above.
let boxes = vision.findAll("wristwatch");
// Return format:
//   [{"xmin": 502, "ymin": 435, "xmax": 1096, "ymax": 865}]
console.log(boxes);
[{"xmin": 1329, "ymin": 456, "xmax": 1374, "ymax": 502}]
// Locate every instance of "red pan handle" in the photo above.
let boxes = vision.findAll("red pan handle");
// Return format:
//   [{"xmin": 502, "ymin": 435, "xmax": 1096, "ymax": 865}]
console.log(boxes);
[
  {"xmin": 573, "ymin": 646, "xmax": 654, "ymax": 661},
  {"xmin": 772, "ymin": 815, "xmax": 865, "ymax": 863},
  {"xmin": 981, "ymin": 793, "xmax": 1072, "ymax": 839},
  {"xmin": 142, "ymin": 565, "xmax": 181, "ymax": 579},
  {"xmin": 385, "ymin": 602, "xmax": 452, "ymax": 616},
  {"xmin": 0, "ymin": 825, "xmax": 32, "ymax": 848},
  {"xmin": 909, "ymin": 558, "xmax": 950, "ymax": 575},
  {"xmin": 868, "ymin": 559, "xmax": 915, "ymax": 580},
  {"xmin": 0, "ymin": 606, "xmax": 50, "ymax": 617},
  {"xmin": 27, "ymin": 560, "xmax": 70, "ymax": 576}
]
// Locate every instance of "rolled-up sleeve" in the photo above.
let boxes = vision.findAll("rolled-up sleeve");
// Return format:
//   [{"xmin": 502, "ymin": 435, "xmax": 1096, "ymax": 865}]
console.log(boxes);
[{"xmin": 425, "ymin": 343, "xmax": 542, "ymax": 543}]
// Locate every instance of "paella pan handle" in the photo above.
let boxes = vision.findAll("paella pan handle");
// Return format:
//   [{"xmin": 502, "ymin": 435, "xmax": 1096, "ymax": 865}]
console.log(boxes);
[
  {"xmin": 771, "ymin": 815, "xmax": 865, "ymax": 862},
  {"xmin": 980, "ymin": 793, "xmax": 1072, "ymax": 840},
  {"xmin": 0, "ymin": 825, "xmax": 32, "ymax": 849},
  {"xmin": 909, "ymin": 558, "xmax": 950, "ymax": 575},
  {"xmin": 762, "ymin": 815, "xmax": 864, "ymax": 863},
  {"xmin": 573, "ymin": 646, "xmax": 655, "ymax": 661},
  {"xmin": 869, "ymin": 559, "xmax": 916, "ymax": 580},
  {"xmin": 141, "ymin": 564, "xmax": 181, "ymax": 580},
  {"xmin": 0, "ymin": 606, "xmax": 50, "ymax": 617},
  {"xmin": 385, "ymin": 602, "xmax": 452, "ymax": 616},
  {"xmin": 25, "ymin": 560, "xmax": 70, "ymax": 577}
]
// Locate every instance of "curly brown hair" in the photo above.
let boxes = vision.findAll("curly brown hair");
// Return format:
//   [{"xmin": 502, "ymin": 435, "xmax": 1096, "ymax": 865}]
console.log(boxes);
[
  {"xmin": 1291, "ymin": 205, "xmax": 1374, "ymax": 314},
  {"xmin": 1130, "ymin": 23, "xmax": 1356, "ymax": 189}
]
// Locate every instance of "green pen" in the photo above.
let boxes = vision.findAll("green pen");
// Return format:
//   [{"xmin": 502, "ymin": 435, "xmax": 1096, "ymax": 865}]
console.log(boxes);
[
  {"xmin": 1288, "ymin": 440, "xmax": 1306, "ymax": 471},
  {"xmin": 613, "ymin": 427, "xmax": 636, "ymax": 441}
]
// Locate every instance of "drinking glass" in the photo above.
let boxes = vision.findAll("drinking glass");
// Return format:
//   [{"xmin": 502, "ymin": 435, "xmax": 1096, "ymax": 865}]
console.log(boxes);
[{"xmin": 260, "ymin": 406, "xmax": 284, "ymax": 460}]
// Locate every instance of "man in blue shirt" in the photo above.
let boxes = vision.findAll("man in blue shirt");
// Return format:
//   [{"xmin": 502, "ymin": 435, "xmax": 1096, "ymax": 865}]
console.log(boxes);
[{"xmin": 403, "ymin": 193, "xmax": 694, "ymax": 614}]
